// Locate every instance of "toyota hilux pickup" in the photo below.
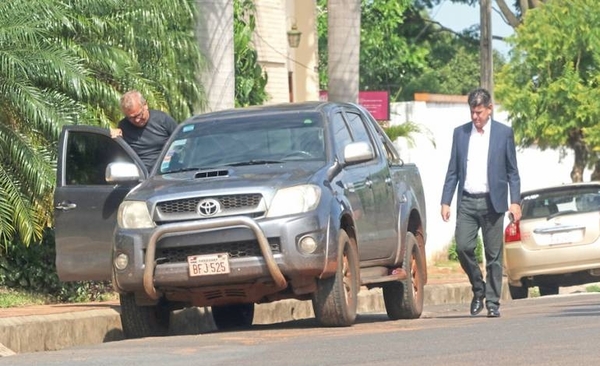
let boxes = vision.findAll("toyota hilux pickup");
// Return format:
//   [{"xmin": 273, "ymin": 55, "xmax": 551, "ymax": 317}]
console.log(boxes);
[{"xmin": 54, "ymin": 101, "xmax": 427, "ymax": 338}]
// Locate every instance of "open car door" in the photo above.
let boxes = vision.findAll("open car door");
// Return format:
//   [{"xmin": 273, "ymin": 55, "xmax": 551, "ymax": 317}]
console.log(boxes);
[{"xmin": 54, "ymin": 125, "xmax": 148, "ymax": 281}]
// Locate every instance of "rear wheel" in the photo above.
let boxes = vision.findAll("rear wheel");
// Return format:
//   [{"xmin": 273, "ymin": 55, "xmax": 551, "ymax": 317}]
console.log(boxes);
[
  {"xmin": 312, "ymin": 229, "xmax": 359, "ymax": 327},
  {"xmin": 509, "ymin": 283, "xmax": 529, "ymax": 299},
  {"xmin": 383, "ymin": 232, "xmax": 425, "ymax": 320},
  {"xmin": 539, "ymin": 284, "xmax": 559, "ymax": 296},
  {"xmin": 119, "ymin": 293, "xmax": 170, "ymax": 338},
  {"xmin": 211, "ymin": 303, "xmax": 255, "ymax": 330}
]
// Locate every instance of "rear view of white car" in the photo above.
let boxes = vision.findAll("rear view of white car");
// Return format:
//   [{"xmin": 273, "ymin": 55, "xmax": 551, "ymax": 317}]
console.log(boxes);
[{"xmin": 504, "ymin": 183, "xmax": 600, "ymax": 299}]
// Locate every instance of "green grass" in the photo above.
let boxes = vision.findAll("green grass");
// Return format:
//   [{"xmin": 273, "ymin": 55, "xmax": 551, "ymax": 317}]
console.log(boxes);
[
  {"xmin": 0, "ymin": 287, "xmax": 52, "ymax": 308},
  {"xmin": 585, "ymin": 284, "xmax": 600, "ymax": 293}
]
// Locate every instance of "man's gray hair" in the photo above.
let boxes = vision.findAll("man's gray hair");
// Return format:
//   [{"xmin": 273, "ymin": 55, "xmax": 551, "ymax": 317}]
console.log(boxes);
[
  {"xmin": 467, "ymin": 88, "xmax": 492, "ymax": 108},
  {"xmin": 120, "ymin": 90, "xmax": 146, "ymax": 110}
]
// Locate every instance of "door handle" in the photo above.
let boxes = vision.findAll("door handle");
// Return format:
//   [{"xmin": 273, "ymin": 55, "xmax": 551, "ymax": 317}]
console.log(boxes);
[{"xmin": 55, "ymin": 201, "xmax": 77, "ymax": 211}]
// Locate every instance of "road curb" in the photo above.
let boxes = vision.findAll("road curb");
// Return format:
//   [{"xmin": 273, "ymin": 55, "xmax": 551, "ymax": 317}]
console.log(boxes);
[{"xmin": 0, "ymin": 282, "xmax": 495, "ymax": 355}]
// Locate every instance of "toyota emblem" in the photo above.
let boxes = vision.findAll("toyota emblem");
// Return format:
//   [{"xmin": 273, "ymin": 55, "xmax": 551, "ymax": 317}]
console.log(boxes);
[{"xmin": 197, "ymin": 198, "xmax": 221, "ymax": 217}]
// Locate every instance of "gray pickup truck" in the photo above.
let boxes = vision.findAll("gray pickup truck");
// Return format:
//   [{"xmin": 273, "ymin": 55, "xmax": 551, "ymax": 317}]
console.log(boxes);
[{"xmin": 54, "ymin": 101, "xmax": 427, "ymax": 338}]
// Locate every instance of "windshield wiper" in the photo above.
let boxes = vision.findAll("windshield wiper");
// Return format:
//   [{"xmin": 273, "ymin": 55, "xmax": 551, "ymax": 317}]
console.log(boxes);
[{"xmin": 227, "ymin": 160, "xmax": 284, "ymax": 166}]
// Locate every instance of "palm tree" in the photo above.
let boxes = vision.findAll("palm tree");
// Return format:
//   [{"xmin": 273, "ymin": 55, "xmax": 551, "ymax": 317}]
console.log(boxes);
[
  {"xmin": 195, "ymin": 0, "xmax": 235, "ymax": 112},
  {"xmin": 327, "ymin": 0, "xmax": 361, "ymax": 103},
  {"xmin": 0, "ymin": 1, "xmax": 85, "ymax": 248},
  {"xmin": 0, "ymin": 0, "xmax": 206, "ymax": 250},
  {"xmin": 54, "ymin": 0, "xmax": 206, "ymax": 121},
  {"xmin": 384, "ymin": 122, "xmax": 436, "ymax": 149}
]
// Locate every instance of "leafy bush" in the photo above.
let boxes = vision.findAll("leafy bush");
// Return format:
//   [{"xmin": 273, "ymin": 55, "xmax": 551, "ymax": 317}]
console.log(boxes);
[
  {"xmin": 0, "ymin": 229, "xmax": 114, "ymax": 303},
  {"xmin": 586, "ymin": 285, "xmax": 600, "ymax": 293},
  {"xmin": 447, "ymin": 235, "xmax": 484, "ymax": 264}
]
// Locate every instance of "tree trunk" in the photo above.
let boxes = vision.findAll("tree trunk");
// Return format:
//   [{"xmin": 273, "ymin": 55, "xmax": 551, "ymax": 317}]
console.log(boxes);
[
  {"xmin": 591, "ymin": 161, "xmax": 600, "ymax": 181},
  {"xmin": 327, "ymin": 0, "xmax": 360, "ymax": 103},
  {"xmin": 568, "ymin": 128, "xmax": 587, "ymax": 182},
  {"xmin": 195, "ymin": 0, "xmax": 235, "ymax": 113},
  {"xmin": 480, "ymin": 0, "xmax": 493, "ymax": 98}
]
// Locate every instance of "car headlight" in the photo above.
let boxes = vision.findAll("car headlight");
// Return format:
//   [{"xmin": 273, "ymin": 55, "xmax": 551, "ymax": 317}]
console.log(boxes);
[
  {"xmin": 118, "ymin": 201, "xmax": 155, "ymax": 229},
  {"xmin": 267, "ymin": 185, "xmax": 321, "ymax": 218}
]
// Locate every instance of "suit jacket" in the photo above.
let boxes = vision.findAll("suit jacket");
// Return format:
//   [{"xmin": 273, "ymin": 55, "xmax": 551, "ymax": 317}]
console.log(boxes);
[{"xmin": 441, "ymin": 120, "xmax": 521, "ymax": 214}]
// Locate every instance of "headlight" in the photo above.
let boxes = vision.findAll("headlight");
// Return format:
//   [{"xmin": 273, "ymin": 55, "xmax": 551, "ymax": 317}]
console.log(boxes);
[
  {"xmin": 267, "ymin": 185, "xmax": 321, "ymax": 218},
  {"xmin": 118, "ymin": 201, "xmax": 154, "ymax": 229}
]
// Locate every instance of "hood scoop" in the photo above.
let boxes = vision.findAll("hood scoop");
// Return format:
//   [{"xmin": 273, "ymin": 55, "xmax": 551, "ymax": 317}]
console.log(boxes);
[{"xmin": 195, "ymin": 169, "xmax": 230, "ymax": 179}]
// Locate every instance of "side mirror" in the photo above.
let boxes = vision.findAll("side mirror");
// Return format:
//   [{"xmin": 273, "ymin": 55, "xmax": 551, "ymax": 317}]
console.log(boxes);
[
  {"xmin": 343, "ymin": 141, "xmax": 374, "ymax": 164},
  {"xmin": 106, "ymin": 162, "xmax": 141, "ymax": 183}
]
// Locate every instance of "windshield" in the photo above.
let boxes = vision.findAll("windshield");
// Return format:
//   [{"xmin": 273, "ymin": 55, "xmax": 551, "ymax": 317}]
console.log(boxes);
[{"xmin": 159, "ymin": 112, "xmax": 326, "ymax": 174}]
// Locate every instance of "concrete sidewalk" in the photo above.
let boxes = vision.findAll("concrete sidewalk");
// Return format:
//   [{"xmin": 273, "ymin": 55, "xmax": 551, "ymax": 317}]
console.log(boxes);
[{"xmin": 0, "ymin": 281, "xmax": 491, "ymax": 356}]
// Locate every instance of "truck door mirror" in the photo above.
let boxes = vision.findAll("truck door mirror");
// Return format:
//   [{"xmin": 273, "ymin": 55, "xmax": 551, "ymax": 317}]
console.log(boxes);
[
  {"xmin": 106, "ymin": 162, "xmax": 142, "ymax": 183},
  {"xmin": 343, "ymin": 141, "xmax": 374, "ymax": 165}
]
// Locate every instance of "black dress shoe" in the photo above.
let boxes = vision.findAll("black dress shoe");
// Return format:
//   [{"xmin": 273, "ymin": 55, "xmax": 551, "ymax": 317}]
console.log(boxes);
[
  {"xmin": 470, "ymin": 296, "xmax": 485, "ymax": 316},
  {"xmin": 487, "ymin": 308, "xmax": 500, "ymax": 318}
]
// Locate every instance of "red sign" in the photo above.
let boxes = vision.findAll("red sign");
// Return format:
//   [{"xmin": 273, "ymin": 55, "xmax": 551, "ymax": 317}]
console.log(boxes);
[{"xmin": 319, "ymin": 90, "xmax": 390, "ymax": 121}]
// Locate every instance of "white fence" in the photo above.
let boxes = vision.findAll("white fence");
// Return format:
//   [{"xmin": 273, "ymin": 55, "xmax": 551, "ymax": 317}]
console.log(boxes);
[{"xmin": 389, "ymin": 101, "xmax": 592, "ymax": 262}]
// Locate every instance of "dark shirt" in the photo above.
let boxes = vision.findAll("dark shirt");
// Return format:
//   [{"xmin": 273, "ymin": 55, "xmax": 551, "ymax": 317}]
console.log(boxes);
[{"xmin": 118, "ymin": 110, "xmax": 178, "ymax": 172}]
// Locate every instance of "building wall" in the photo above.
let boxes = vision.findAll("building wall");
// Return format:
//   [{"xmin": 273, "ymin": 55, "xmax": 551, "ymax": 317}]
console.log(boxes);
[
  {"xmin": 253, "ymin": 0, "xmax": 319, "ymax": 104},
  {"xmin": 390, "ymin": 100, "xmax": 592, "ymax": 262}
]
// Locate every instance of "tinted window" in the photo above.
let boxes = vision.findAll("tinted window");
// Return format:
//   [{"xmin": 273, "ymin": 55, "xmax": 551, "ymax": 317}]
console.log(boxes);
[
  {"xmin": 331, "ymin": 112, "xmax": 353, "ymax": 160},
  {"xmin": 345, "ymin": 112, "xmax": 373, "ymax": 146},
  {"xmin": 66, "ymin": 132, "xmax": 134, "ymax": 185}
]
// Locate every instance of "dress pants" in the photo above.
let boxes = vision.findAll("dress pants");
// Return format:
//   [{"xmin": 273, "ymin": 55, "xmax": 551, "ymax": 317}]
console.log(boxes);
[{"xmin": 455, "ymin": 194, "xmax": 505, "ymax": 308}]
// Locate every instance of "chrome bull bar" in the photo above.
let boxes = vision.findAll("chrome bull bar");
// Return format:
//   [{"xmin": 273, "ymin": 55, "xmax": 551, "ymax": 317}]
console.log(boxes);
[{"xmin": 143, "ymin": 216, "xmax": 287, "ymax": 300}]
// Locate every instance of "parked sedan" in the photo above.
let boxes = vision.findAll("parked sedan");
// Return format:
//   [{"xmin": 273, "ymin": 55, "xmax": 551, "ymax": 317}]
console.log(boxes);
[{"xmin": 504, "ymin": 182, "xmax": 600, "ymax": 299}]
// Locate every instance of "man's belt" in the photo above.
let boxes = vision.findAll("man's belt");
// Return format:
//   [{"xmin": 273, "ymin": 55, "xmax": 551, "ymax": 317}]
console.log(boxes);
[{"xmin": 463, "ymin": 191, "xmax": 489, "ymax": 199}]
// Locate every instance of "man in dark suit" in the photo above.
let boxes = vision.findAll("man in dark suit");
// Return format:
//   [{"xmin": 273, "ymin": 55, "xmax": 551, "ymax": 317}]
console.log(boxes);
[{"xmin": 441, "ymin": 88, "xmax": 522, "ymax": 318}]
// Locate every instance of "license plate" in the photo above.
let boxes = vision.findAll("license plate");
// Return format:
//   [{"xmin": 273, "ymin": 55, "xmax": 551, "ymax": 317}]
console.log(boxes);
[
  {"xmin": 549, "ymin": 230, "xmax": 584, "ymax": 245},
  {"xmin": 187, "ymin": 253, "xmax": 230, "ymax": 277}
]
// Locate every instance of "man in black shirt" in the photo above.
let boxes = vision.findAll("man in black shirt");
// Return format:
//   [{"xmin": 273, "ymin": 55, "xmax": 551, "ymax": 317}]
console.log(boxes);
[{"xmin": 110, "ymin": 90, "xmax": 178, "ymax": 172}]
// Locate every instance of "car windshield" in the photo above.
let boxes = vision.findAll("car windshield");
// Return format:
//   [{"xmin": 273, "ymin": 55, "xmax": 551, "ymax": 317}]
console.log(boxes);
[
  {"xmin": 521, "ymin": 186, "xmax": 600, "ymax": 220},
  {"xmin": 158, "ymin": 112, "xmax": 326, "ymax": 174}
]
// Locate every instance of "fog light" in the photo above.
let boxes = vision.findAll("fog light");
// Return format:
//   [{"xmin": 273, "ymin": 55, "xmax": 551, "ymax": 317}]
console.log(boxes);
[
  {"xmin": 114, "ymin": 253, "xmax": 129, "ymax": 270},
  {"xmin": 298, "ymin": 236, "xmax": 318, "ymax": 254}
]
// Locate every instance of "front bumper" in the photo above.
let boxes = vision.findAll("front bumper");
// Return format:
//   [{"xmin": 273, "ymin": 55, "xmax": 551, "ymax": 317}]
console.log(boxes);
[{"xmin": 112, "ymin": 212, "xmax": 334, "ymax": 300}]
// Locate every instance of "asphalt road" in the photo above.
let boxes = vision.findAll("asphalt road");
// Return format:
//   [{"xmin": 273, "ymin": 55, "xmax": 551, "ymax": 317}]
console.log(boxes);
[{"xmin": 3, "ymin": 293, "xmax": 600, "ymax": 366}]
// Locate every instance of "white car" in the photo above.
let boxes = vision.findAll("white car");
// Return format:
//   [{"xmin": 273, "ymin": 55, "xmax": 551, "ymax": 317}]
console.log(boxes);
[{"xmin": 504, "ymin": 182, "xmax": 600, "ymax": 299}]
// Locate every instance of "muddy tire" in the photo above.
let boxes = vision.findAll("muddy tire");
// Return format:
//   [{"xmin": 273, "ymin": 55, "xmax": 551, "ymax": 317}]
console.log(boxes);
[
  {"xmin": 312, "ymin": 229, "xmax": 360, "ymax": 327},
  {"xmin": 509, "ymin": 283, "xmax": 529, "ymax": 299},
  {"xmin": 383, "ymin": 232, "xmax": 425, "ymax": 320},
  {"xmin": 539, "ymin": 284, "xmax": 559, "ymax": 296},
  {"xmin": 119, "ymin": 293, "xmax": 170, "ymax": 338},
  {"xmin": 211, "ymin": 303, "xmax": 255, "ymax": 330}
]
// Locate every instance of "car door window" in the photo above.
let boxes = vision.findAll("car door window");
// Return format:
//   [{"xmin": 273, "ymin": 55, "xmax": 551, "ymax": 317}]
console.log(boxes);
[
  {"xmin": 344, "ymin": 111, "xmax": 376, "ymax": 156},
  {"xmin": 65, "ymin": 132, "xmax": 137, "ymax": 185},
  {"xmin": 331, "ymin": 112, "xmax": 353, "ymax": 161}
]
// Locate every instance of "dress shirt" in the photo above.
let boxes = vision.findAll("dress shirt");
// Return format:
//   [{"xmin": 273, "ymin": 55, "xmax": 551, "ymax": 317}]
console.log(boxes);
[{"xmin": 463, "ymin": 121, "xmax": 491, "ymax": 195}]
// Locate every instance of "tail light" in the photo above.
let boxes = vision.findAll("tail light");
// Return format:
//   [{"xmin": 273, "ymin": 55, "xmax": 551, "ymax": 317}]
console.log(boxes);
[{"xmin": 504, "ymin": 221, "xmax": 521, "ymax": 243}]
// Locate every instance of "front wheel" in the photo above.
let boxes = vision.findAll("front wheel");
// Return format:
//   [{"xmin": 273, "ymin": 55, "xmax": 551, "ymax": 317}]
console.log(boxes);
[
  {"xmin": 312, "ymin": 229, "xmax": 360, "ymax": 327},
  {"xmin": 119, "ymin": 293, "xmax": 171, "ymax": 339},
  {"xmin": 383, "ymin": 232, "xmax": 425, "ymax": 320},
  {"xmin": 539, "ymin": 284, "xmax": 559, "ymax": 296},
  {"xmin": 509, "ymin": 283, "xmax": 529, "ymax": 300}
]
